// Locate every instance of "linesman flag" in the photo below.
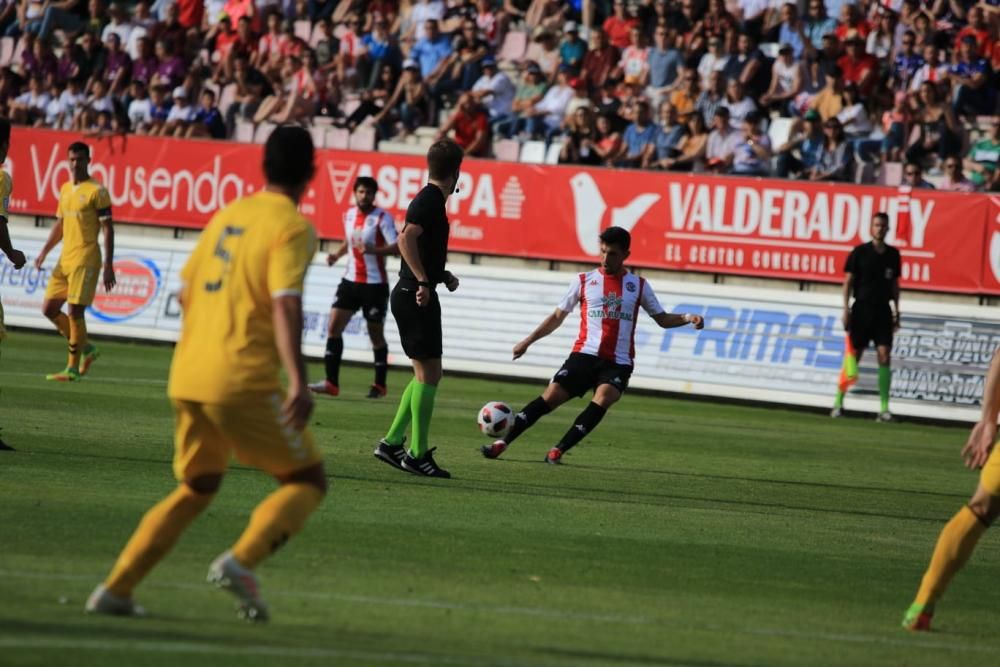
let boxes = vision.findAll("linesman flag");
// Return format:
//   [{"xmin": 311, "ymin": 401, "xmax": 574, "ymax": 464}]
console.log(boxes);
[{"xmin": 838, "ymin": 334, "xmax": 859, "ymax": 393}]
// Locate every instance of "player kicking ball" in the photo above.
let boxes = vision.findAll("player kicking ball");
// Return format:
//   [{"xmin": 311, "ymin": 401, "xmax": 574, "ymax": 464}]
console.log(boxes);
[
  {"xmin": 309, "ymin": 176, "xmax": 398, "ymax": 398},
  {"xmin": 481, "ymin": 226, "xmax": 704, "ymax": 464}
]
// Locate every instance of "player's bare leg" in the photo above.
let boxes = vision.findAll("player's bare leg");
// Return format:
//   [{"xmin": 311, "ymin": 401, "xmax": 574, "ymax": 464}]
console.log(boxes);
[
  {"xmin": 545, "ymin": 383, "xmax": 622, "ymax": 464},
  {"xmin": 875, "ymin": 345, "xmax": 893, "ymax": 422},
  {"xmin": 309, "ymin": 308, "xmax": 352, "ymax": 396},
  {"xmin": 88, "ymin": 473, "xmax": 220, "ymax": 617},
  {"xmin": 212, "ymin": 463, "xmax": 327, "ymax": 622},
  {"xmin": 903, "ymin": 484, "xmax": 999, "ymax": 631},
  {"xmin": 42, "ymin": 298, "xmax": 80, "ymax": 381},
  {"xmin": 482, "ymin": 383, "xmax": 570, "ymax": 460},
  {"xmin": 367, "ymin": 320, "xmax": 389, "ymax": 398}
]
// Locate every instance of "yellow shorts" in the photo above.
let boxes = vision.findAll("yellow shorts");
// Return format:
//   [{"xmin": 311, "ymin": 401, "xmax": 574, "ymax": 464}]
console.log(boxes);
[
  {"xmin": 980, "ymin": 443, "xmax": 1000, "ymax": 494},
  {"xmin": 44, "ymin": 263, "xmax": 100, "ymax": 306},
  {"xmin": 171, "ymin": 395, "xmax": 322, "ymax": 481}
]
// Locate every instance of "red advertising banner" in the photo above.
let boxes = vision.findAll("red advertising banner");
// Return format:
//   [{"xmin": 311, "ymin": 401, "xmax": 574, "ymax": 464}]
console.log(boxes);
[{"xmin": 8, "ymin": 128, "xmax": 995, "ymax": 294}]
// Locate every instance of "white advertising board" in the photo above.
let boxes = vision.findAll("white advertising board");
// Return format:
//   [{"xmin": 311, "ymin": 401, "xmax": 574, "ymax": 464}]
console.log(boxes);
[{"xmin": 2, "ymin": 229, "xmax": 991, "ymax": 423}]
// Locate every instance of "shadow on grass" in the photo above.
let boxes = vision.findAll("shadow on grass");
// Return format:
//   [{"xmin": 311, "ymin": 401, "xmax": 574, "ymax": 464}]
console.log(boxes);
[{"xmin": 537, "ymin": 646, "xmax": 761, "ymax": 667}]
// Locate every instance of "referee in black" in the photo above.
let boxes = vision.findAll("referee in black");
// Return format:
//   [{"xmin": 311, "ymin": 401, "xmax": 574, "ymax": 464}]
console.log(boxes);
[
  {"xmin": 373, "ymin": 140, "xmax": 464, "ymax": 478},
  {"xmin": 832, "ymin": 212, "xmax": 901, "ymax": 422}
]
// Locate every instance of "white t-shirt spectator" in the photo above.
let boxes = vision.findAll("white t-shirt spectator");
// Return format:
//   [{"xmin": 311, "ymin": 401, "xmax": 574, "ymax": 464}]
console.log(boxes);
[
  {"xmin": 56, "ymin": 89, "xmax": 83, "ymax": 128},
  {"xmin": 205, "ymin": 0, "xmax": 227, "ymax": 25},
  {"xmin": 837, "ymin": 102, "xmax": 874, "ymax": 136},
  {"xmin": 706, "ymin": 127, "xmax": 742, "ymax": 162},
  {"xmin": 471, "ymin": 71, "xmax": 515, "ymax": 118},
  {"xmin": 773, "ymin": 58, "xmax": 801, "ymax": 95},
  {"xmin": 411, "ymin": 0, "xmax": 445, "ymax": 38},
  {"xmin": 102, "ymin": 20, "xmax": 134, "ymax": 48},
  {"xmin": 534, "ymin": 83, "xmax": 574, "ymax": 128},
  {"xmin": 44, "ymin": 95, "xmax": 64, "ymax": 126},
  {"xmin": 126, "ymin": 25, "xmax": 149, "ymax": 60},
  {"xmin": 167, "ymin": 101, "xmax": 193, "ymax": 122},
  {"xmin": 722, "ymin": 96, "xmax": 757, "ymax": 128},
  {"xmin": 697, "ymin": 52, "xmax": 729, "ymax": 89},
  {"xmin": 128, "ymin": 97, "xmax": 153, "ymax": 127},
  {"xmin": 16, "ymin": 89, "xmax": 51, "ymax": 112}
]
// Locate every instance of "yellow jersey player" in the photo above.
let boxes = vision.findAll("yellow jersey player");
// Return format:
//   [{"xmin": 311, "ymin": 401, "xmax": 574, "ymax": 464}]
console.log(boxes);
[
  {"xmin": 34, "ymin": 141, "xmax": 116, "ymax": 382},
  {"xmin": 0, "ymin": 117, "xmax": 26, "ymax": 452},
  {"xmin": 85, "ymin": 126, "xmax": 326, "ymax": 622}
]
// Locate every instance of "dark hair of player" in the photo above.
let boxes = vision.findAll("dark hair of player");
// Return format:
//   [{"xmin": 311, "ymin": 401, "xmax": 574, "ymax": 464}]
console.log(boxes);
[
  {"xmin": 354, "ymin": 176, "xmax": 378, "ymax": 192},
  {"xmin": 426, "ymin": 139, "xmax": 464, "ymax": 182},
  {"xmin": 873, "ymin": 212, "xmax": 890, "ymax": 225},
  {"xmin": 600, "ymin": 226, "xmax": 631, "ymax": 251},
  {"xmin": 263, "ymin": 125, "xmax": 315, "ymax": 188},
  {"xmin": 68, "ymin": 141, "xmax": 90, "ymax": 157},
  {"xmin": 0, "ymin": 117, "xmax": 10, "ymax": 147}
]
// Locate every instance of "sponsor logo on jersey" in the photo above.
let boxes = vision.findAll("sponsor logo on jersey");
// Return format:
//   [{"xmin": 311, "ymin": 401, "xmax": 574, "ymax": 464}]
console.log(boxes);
[{"xmin": 89, "ymin": 257, "xmax": 161, "ymax": 322}]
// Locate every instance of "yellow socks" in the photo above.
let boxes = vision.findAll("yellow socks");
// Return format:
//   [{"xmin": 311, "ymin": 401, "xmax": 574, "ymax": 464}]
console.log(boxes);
[
  {"xmin": 231, "ymin": 484, "xmax": 324, "ymax": 569},
  {"xmin": 53, "ymin": 312, "xmax": 70, "ymax": 338},
  {"xmin": 104, "ymin": 485, "xmax": 212, "ymax": 597},
  {"xmin": 914, "ymin": 506, "xmax": 987, "ymax": 607},
  {"xmin": 67, "ymin": 317, "xmax": 86, "ymax": 370}
]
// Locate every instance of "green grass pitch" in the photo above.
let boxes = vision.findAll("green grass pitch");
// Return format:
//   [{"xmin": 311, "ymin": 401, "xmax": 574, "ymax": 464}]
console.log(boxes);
[{"xmin": 1, "ymin": 331, "xmax": 998, "ymax": 667}]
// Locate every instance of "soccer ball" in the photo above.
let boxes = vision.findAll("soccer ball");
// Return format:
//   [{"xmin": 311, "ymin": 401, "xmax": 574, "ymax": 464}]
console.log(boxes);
[{"xmin": 477, "ymin": 401, "xmax": 514, "ymax": 439}]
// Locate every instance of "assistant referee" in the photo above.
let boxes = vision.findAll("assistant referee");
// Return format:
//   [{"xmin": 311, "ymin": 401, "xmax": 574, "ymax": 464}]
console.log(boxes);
[
  {"xmin": 832, "ymin": 212, "xmax": 901, "ymax": 422},
  {"xmin": 373, "ymin": 140, "xmax": 464, "ymax": 478}
]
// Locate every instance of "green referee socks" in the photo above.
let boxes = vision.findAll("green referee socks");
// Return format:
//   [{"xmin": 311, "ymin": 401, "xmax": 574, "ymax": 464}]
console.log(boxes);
[
  {"xmin": 409, "ymin": 382, "xmax": 438, "ymax": 459},
  {"xmin": 878, "ymin": 365, "xmax": 891, "ymax": 413},
  {"xmin": 384, "ymin": 379, "xmax": 417, "ymax": 445}
]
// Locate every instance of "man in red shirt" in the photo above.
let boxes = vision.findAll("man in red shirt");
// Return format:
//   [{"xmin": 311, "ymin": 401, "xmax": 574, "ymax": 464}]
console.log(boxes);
[
  {"xmin": 954, "ymin": 6, "xmax": 994, "ymax": 59},
  {"xmin": 581, "ymin": 27, "xmax": 620, "ymax": 92},
  {"xmin": 837, "ymin": 36, "xmax": 877, "ymax": 96},
  {"xmin": 602, "ymin": 0, "xmax": 638, "ymax": 49},
  {"xmin": 437, "ymin": 93, "xmax": 489, "ymax": 156}
]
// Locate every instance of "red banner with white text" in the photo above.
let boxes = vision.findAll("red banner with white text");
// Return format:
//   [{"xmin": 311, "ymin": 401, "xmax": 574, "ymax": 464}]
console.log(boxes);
[{"xmin": 8, "ymin": 128, "xmax": 995, "ymax": 294}]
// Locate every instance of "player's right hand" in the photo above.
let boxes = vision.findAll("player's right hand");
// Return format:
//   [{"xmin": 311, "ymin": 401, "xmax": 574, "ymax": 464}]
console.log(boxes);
[
  {"xmin": 416, "ymin": 285, "xmax": 430, "ymax": 306},
  {"xmin": 33, "ymin": 253, "xmax": 46, "ymax": 270},
  {"xmin": 326, "ymin": 253, "xmax": 338, "ymax": 266},
  {"xmin": 6, "ymin": 248, "xmax": 25, "ymax": 269},
  {"xmin": 512, "ymin": 339, "xmax": 530, "ymax": 360},
  {"xmin": 282, "ymin": 386, "xmax": 314, "ymax": 431},
  {"xmin": 962, "ymin": 420, "xmax": 997, "ymax": 469},
  {"xmin": 841, "ymin": 309, "xmax": 850, "ymax": 331}
]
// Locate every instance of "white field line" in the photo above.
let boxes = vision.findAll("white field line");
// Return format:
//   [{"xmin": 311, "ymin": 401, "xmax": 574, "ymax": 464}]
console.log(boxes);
[{"xmin": 0, "ymin": 569, "xmax": 996, "ymax": 657}]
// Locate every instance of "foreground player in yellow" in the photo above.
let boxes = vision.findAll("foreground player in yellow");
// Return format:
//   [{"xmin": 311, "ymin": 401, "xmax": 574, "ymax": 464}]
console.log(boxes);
[
  {"xmin": 85, "ymin": 126, "xmax": 327, "ymax": 621},
  {"xmin": 902, "ymin": 345, "xmax": 1000, "ymax": 631},
  {"xmin": 34, "ymin": 141, "xmax": 116, "ymax": 381},
  {"xmin": 0, "ymin": 117, "xmax": 27, "ymax": 451}
]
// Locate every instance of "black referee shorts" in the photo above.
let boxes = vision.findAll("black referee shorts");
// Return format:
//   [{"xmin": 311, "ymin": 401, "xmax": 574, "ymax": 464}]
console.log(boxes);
[
  {"xmin": 333, "ymin": 279, "xmax": 389, "ymax": 323},
  {"xmin": 552, "ymin": 353, "xmax": 633, "ymax": 398},
  {"xmin": 849, "ymin": 301, "xmax": 894, "ymax": 351},
  {"xmin": 391, "ymin": 281, "xmax": 442, "ymax": 360}
]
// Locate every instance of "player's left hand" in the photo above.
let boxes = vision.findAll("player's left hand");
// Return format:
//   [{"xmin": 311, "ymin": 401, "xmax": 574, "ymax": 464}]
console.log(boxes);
[
  {"xmin": 444, "ymin": 272, "xmax": 459, "ymax": 292},
  {"xmin": 326, "ymin": 253, "xmax": 339, "ymax": 266},
  {"xmin": 102, "ymin": 263, "xmax": 116, "ymax": 292},
  {"xmin": 687, "ymin": 314, "xmax": 705, "ymax": 329},
  {"xmin": 282, "ymin": 385, "xmax": 314, "ymax": 431},
  {"xmin": 962, "ymin": 420, "xmax": 997, "ymax": 469},
  {"xmin": 512, "ymin": 339, "xmax": 530, "ymax": 360},
  {"xmin": 5, "ymin": 248, "xmax": 25, "ymax": 269}
]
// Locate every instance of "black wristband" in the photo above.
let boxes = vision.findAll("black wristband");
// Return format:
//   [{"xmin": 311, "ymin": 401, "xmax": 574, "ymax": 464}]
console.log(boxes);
[{"xmin": 417, "ymin": 280, "xmax": 431, "ymax": 287}]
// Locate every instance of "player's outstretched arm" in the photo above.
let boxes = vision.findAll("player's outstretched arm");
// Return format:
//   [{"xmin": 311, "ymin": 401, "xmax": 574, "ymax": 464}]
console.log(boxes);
[
  {"xmin": 513, "ymin": 308, "xmax": 570, "ymax": 360},
  {"xmin": 0, "ymin": 217, "xmax": 25, "ymax": 269},
  {"xmin": 963, "ymin": 345, "xmax": 1000, "ymax": 469},
  {"xmin": 33, "ymin": 220, "xmax": 63, "ymax": 269},
  {"xmin": 326, "ymin": 241, "xmax": 349, "ymax": 265},
  {"xmin": 652, "ymin": 312, "xmax": 704, "ymax": 330},
  {"xmin": 273, "ymin": 294, "xmax": 314, "ymax": 431}
]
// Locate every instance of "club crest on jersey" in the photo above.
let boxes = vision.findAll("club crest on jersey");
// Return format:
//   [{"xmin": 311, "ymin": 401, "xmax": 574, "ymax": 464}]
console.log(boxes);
[
  {"xmin": 626, "ymin": 282, "xmax": 636, "ymax": 292},
  {"xmin": 588, "ymin": 292, "xmax": 633, "ymax": 321},
  {"xmin": 589, "ymin": 279, "xmax": 598, "ymax": 286}
]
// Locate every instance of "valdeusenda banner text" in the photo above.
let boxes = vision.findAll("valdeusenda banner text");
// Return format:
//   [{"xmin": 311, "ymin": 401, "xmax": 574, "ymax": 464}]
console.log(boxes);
[{"xmin": 8, "ymin": 128, "xmax": 998, "ymax": 294}]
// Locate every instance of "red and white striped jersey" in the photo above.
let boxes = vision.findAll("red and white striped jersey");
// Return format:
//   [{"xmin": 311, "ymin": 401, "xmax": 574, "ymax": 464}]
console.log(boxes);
[
  {"xmin": 557, "ymin": 269, "xmax": 665, "ymax": 366},
  {"xmin": 341, "ymin": 206, "xmax": 397, "ymax": 284}
]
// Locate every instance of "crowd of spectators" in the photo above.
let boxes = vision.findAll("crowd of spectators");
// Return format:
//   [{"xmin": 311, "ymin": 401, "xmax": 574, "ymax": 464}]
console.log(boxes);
[{"xmin": 1, "ymin": 0, "xmax": 998, "ymax": 189}]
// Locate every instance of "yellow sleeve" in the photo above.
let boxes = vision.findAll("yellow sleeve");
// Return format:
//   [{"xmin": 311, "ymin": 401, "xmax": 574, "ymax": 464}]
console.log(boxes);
[
  {"xmin": 0, "ymin": 172, "xmax": 11, "ymax": 218},
  {"xmin": 267, "ymin": 221, "xmax": 316, "ymax": 298},
  {"xmin": 94, "ymin": 185, "xmax": 112, "ymax": 219}
]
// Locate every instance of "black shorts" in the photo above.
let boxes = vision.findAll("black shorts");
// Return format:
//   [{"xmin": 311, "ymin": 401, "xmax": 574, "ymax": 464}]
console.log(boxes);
[
  {"xmin": 849, "ymin": 301, "xmax": 894, "ymax": 351},
  {"xmin": 333, "ymin": 280, "xmax": 389, "ymax": 323},
  {"xmin": 391, "ymin": 281, "xmax": 442, "ymax": 360},
  {"xmin": 552, "ymin": 353, "xmax": 633, "ymax": 398}
]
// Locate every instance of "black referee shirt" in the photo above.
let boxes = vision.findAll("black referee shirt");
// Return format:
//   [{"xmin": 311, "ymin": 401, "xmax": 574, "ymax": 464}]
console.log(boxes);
[
  {"xmin": 399, "ymin": 184, "xmax": 449, "ymax": 285},
  {"xmin": 844, "ymin": 241, "xmax": 901, "ymax": 305}
]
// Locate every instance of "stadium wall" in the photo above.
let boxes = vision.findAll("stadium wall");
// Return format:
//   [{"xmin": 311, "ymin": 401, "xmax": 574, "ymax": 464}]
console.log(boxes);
[
  {"xmin": 8, "ymin": 128, "xmax": 1000, "ymax": 296},
  {"xmin": 2, "ymin": 228, "xmax": 992, "ymax": 424}
]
